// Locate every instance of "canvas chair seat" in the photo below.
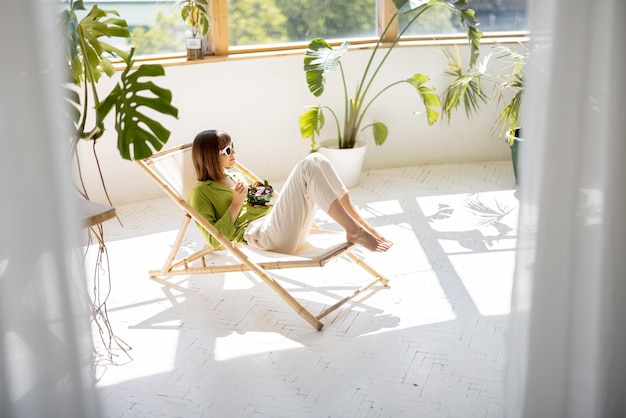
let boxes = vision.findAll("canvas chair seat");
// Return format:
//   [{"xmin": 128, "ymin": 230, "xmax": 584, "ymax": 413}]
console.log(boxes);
[
  {"xmin": 135, "ymin": 143, "xmax": 389, "ymax": 330},
  {"xmin": 238, "ymin": 229, "xmax": 353, "ymax": 266}
]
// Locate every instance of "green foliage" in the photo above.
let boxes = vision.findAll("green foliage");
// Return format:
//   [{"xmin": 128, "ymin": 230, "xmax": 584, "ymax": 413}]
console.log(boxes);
[
  {"xmin": 368, "ymin": 122, "xmax": 389, "ymax": 146},
  {"xmin": 96, "ymin": 50, "xmax": 179, "ymax": 160},
  {"xmin": 62, "ymin": 2, "xmax": 130, "ymax": 85},
  {"xmin": 228, "ymin": 0, "xmax": 288, "ymax": 46},
  {"xmin": 126, "ymin": 0, "xmax": 459, "ymax": 55},
  {"xmin": 299, "ymin": 0, "xmax": 482, "ymax": 150},
  {"xmin": 398, "ymin": 3, "xmax": 456, "ymax": 35},
  {"xmin": 230, "ymin": 0, "xmax": 410, "ymax": 47},
  {"xmin": 440, "ymin": 46, "xmax": 489, "ymax": 121},
  {"xmin": 275, "ymin": 0, "xmax": 376, "ymax": 41},
  {"xmin": 62, "ymin": 0, "xmax": 178, "ymax": 160},
  {"xmin": 179, "ymin": 0, "xmax": 210, "ymax": 37},
  {"xmin": 303, "ymin": 39, "xmax": 349, "ymax": 97},
  {"xmin": 440, "ymin": 42, "xmax": 527, "ymax": 145},
  {"xmin": 406, "ymin": 73, "xmax": 441, "ymax": 126},
  {"xmin": 298, "ymin": 106, "xmax": 326, "ymax": 152},
  {"xmin": 230, "ymin": 0, "xmax": 465, "ymax": 47},
  {"xmin": 130, "ymin": 12, "xmax": 186, "ymax": 56}
]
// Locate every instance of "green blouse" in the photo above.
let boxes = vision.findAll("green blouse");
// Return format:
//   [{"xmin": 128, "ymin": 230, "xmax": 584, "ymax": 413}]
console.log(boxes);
[{"xmin": 188, "ymin": 173, "xmax": 272, "ymax": 249}]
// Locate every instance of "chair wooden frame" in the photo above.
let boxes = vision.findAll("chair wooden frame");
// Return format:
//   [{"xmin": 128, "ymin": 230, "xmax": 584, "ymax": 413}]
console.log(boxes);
[{"xmin": 135, "ymin": 143, "xmax": 389, "ymax": 330}]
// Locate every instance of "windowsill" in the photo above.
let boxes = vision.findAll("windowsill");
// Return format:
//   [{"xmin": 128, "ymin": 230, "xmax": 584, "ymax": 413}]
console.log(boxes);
[{"xmin": 117, "ymin": 31, "xmax": 530, "ymax": 71}]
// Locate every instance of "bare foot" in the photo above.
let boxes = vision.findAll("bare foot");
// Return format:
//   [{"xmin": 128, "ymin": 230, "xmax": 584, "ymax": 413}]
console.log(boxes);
[
  {"xmin": 342, "ymin": 201, "xmax": 392, "ymax": 245},
  {"xmin": 359, "ymin": 222, "xmax": 393, "ymax": 247},
  {"xmin": 347, "ymin": 228, "xmax": 392, "ymax": 252}
]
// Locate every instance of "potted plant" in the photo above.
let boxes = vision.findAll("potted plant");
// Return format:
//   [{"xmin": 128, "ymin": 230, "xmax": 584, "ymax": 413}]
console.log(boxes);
[
  {"xmin": 298, "ymin": 0, "xmax": 482, "ymax": 186},
  {"xmin": 439, "ymin": 42, "xmax": 527, "ymax": 182},
  {"xmin": 63, "ymin": 1, "xmax": 179, "ymax": 163},
  {"xmin": 61, "ymin": 0, "xmax": 179, "ymax": 361},
  {"xmin": 178, "ymin": 0, "xmax": 210, "ymax": 60}
]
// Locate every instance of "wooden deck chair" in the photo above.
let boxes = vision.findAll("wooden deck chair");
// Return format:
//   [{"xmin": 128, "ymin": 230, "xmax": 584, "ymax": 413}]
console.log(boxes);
[{"xmin": 135, "ymin": 143, "xmax": 389, "ymax": 330}]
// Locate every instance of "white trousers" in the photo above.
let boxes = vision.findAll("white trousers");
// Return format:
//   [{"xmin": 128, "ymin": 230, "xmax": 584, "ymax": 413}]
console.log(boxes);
[{"xmin": 243, "ymin": 153, "xmax": 348, "ymax": 254}]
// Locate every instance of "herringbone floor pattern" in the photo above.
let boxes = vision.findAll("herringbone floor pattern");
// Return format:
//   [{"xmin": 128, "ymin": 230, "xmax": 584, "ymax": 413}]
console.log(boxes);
[{"xmin": 89, "ymin": 161, "xmax": 518, "ymax": 418}]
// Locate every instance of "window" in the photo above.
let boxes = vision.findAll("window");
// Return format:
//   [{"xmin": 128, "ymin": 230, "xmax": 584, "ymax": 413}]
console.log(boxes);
[
  {"xmin": 398, "ymin": 0, "xmax": 527, "ymax": 36},
  {"xmin": 228, "ymin": 0, "xmax": 378, "ymax": 47},
  {"xmin": 62, "ymin": 0, "xmax": 189, "ymax": 56},
  {"xmin": 62, "ymin": 0, "xmax": 527, "ymax": 59}
]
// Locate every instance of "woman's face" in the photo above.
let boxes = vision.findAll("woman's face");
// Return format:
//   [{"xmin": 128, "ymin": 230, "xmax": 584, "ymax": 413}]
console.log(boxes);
[{"xmin": 218, "ymin": 141, "xmax": 236, "ymax": 169}]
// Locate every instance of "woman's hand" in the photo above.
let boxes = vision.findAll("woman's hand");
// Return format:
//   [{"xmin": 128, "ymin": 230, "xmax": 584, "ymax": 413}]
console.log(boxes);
[
  {"xmin": 231, "ymin": 180, "xmax": 247, "ymax": 206},
  {"xmin": 227, "ymin": 180, "xmax": 247, "ymax": 223}
]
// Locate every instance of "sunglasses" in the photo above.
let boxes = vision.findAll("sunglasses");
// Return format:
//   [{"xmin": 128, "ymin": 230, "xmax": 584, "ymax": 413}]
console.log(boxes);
[{"xmin": 218, "ymin": 143, "xmax": 234, "ymax": 156}]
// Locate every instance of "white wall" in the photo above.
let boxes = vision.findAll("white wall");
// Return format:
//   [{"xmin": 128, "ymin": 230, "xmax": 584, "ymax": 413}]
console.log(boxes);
[{"xmin": 77, "ymin": 43, "xmax": 511, "ymax": 205}]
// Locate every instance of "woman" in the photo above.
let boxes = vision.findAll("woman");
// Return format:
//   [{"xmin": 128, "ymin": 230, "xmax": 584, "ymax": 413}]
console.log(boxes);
[{"xmin": 188, "ymin": 129, "xmax": 392, "ymax": 255}]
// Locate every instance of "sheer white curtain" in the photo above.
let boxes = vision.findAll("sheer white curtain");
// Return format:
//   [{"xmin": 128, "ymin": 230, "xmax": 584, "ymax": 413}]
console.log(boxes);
[
  {"xmin": 506, "ymin": 0, "xmax": 626, "ymax": 417},
  {"xmin": 0, "ymin": 1, "xmax": 99, "ymax": 417}
]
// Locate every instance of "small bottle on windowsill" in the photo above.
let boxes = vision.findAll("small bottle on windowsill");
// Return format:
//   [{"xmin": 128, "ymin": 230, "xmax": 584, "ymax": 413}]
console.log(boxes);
[{"xmin": 186, "ymin": 36, "xmax": 203, "ymax": 61}]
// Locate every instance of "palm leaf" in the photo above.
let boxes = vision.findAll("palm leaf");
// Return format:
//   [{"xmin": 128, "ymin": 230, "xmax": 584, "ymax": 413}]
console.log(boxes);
[{"xmin": 439, "ymin": 46, "xmax": 489, "ymax": 122}]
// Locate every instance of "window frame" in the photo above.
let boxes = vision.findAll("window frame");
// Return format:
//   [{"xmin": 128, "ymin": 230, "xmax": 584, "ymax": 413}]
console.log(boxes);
[{"xmin": 127, "ymin": 0, "xmax": 528, "ymax": 64}]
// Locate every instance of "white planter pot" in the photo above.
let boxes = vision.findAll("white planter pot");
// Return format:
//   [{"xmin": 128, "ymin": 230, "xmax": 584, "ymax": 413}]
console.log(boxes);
[{"xmin": 318, "ymin": 139, "xmax": 367, "ymax": 188}]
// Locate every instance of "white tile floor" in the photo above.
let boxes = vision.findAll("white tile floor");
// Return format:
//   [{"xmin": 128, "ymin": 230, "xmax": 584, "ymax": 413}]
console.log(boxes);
[{"xmin": 87, "ymin": 161, "xmax": 519, "ymax": 418}]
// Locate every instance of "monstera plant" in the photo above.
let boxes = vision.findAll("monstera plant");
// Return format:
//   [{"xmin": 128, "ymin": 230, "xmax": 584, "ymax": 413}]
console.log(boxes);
[
  {"xmin": 61, "ymin": 0, "xmax": 178, "ymax": 362},
  {"xmin": 299, "ymin": 0, "xmax": 482, "ymax": 152},
  {"xmin": 62, "ymin": 0, "xmax": 178, "ymax": 165}
]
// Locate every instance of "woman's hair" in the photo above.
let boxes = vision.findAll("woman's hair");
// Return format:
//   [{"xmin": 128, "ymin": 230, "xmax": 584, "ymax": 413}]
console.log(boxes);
[{"xmin": 191, "ymin": 129, "xmax": 231, "ymax": 181}]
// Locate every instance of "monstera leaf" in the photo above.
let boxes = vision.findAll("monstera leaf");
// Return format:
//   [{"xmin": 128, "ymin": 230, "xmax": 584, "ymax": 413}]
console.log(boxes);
[
  {"xmin": 63, "ymin": 86, "xmax": 82, "ymax": 131},
  {"xmin": 64, "ymin": 1, "xmax": 130, "ymax": 85},
  {"xmin": 62, "ymin": 1, "xmax": 178, "ymax": 160},
  {"xmin": 96, "ymin": 50, "xmax": 179, "ymax": 160}
]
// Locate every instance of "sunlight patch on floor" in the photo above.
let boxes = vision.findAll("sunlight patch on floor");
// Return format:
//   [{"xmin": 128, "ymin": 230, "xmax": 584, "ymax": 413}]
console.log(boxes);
[
  {"xmin": 95, "ymin": 328, "xmax": 181, "ymax": 387},
  {"xmin": 450, "ymin": 252, "xmax": 515, "ymax": 316},
  {"xmin": 214, "ymin": 331, "xmax": 304, "ymax": 361}
]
